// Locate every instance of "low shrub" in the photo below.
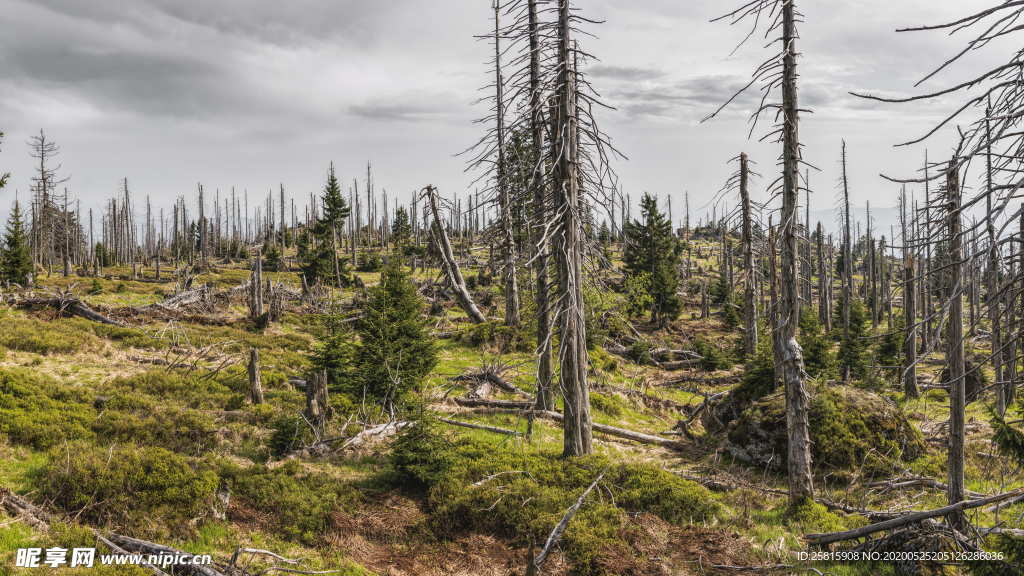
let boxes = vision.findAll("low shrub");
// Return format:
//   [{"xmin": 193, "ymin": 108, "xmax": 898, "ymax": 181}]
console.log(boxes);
[
  {"xmin": 219, "ymin": 460, "xmax": 361, "ymax": 545},
  {"xmin": 692, "ymin": 336, "xmax": 734, "ymax": 371},
  {"xmin": 391, "ymin": 421, "xmax": 720, "ymax": 576},
  {"xmin": 0, "ymin": 368, "xmax": 94, "ymax": 449},
  {"xmin": 33, "ymin": 442, "xmax": 218, "ymax": 535},
  {"xmin": 0, "ymin": 310, "xmax": 95, "ymax": 355},
  {"xmin": 590, "ymin": 392, "xmax": 625, "ymax": 417}
]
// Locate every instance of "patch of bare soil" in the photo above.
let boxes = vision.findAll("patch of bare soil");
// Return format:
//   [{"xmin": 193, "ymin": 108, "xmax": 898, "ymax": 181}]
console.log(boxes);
[{"xmin": 326, "ymin": 494, "xmax": 529, "ymax": 576}]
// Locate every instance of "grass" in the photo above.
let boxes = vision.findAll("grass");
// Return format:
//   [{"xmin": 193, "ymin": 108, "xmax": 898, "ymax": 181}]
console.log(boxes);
[{"xmin": 1, "ymin": 242, "xmax": 1022, "ymax": 575}]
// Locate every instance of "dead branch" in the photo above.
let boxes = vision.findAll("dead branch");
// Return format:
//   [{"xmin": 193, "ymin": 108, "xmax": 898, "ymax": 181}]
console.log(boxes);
[
  {"xmin": 528, "ymin": 470, "xmax": 606, "ymax": 574},
  {"xmin": 804, "ymin": 489, "xmax": 1024, "ymax": 545}
]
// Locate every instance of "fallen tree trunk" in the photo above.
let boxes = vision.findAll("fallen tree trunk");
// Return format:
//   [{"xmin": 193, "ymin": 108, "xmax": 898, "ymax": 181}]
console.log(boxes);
[
  {"xmin": 867, "ymin": 476, "xmax": 987, "ymax": 499},
  {"xmin": 339, "ymin": 421, "xmax": 412, "ymax": 451},
  {"xmin": 804, "ymin": 489, "xmax": 1024, "ymax": 545},
  {"xmin": 11, "ymin": 296, "xmax": 125, "ymax": 326},
  {"xmin": 438, "ymin": 417, "xmax": 521, "ymax": 436},
  {"xmin": 452, "ymin": 372, "xmax": 530, "ymax": 398},
  {"xmin": 0, "ymin": 487, "xmax": 51, "ymax": 530},
  {"xmin": 94, "ymin": 533, "xmax": 172, "ymax": 576},
  {"xmin": 423, "ymin": 185, "xmax": 486, "ymax": 323},
  {"xmin": 459, "ymin": 407, "xmax": 680, "ymax": 448},
  {"xmin": 453, "ymin": 397, "xmax": 534, "ymax": 409},
  {"xmin": 107, "ymin": 533, "xmax": 226, "ymax": 576}
]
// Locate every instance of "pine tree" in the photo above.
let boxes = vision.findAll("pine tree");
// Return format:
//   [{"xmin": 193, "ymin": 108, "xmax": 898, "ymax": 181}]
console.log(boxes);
[
  {"xmin": 623, "ymin": 193, "xmax": 682, "ymax": 327},
  {"xmin": 1, "ymin": 200, "xmax": 33, "ymax": 285},
  {"xmin": 353, "ymin": 262, "xmax": 437, "ymax": 411}
]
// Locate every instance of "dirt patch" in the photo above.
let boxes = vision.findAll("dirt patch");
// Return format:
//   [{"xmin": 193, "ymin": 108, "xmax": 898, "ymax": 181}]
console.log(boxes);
[{"xmin": 327, "ymin": 495, "xmax": 527, "ymax": 575}]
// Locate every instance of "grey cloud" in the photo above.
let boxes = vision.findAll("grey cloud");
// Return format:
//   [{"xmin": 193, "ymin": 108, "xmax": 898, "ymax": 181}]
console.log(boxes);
[
  {"xmin": 349, "ymin": 99, "xmax": 462, "ymax": 123},
  {"xmin": 606, "ymin": 75, "xmax": 759, "ymax": 119},
  {"xmin": 590, "ymin": 65, "xmax": 665, "ymax": 81}
]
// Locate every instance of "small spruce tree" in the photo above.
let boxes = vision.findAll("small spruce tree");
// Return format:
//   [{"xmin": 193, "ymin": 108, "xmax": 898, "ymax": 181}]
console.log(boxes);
[
  {"xmin": 302, "ymin": 163, "xmax": 352, "ymax": 286},
  {"xmin": 352, "ymin": 262, "xmax": 437, "ymax": 411},
  {"xmin": 1, "ymin": 200, "xmax": 33, "ymax": 286},
  {"xmin": 623, "ymin": 193, "xmax": 682, "ymax": 327},
  {"xmin": 798, "ymin": 310, "xmax": 834, "ymax": 379},
  {"xmin": 391, "ymin": 206, "xmax": 412, "ymax": 252},
  {"xmin": 837, "ymin": 297, "xmax": 870, "ymax": 381}
]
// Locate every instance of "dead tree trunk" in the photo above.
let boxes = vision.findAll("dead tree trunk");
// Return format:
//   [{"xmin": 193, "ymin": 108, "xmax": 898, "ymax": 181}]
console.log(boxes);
[
  {"xmin": 900, "ymin": 190, "xmax": 919, "ymax": 398},
  {"xmin": 740, "ymin": 153, "xmax": 758, "ymax": 357},
  {"xmin": 817, "ymin": 222, "xmax": 831, "ymax": 332},
  {"xmin": 528, "ymin": 0, "xmax": 554, "ymax": 411},
  {"xmin": 493, "ymin": 1, "xmax": 521, "ymax": 327},
  {"xmin": 248, "ymin": 248, "xmax": 264, "ymax": 323},
  {"xmin": 424, "ymin": 185, "xmax": 487, "ymax": 323},
  {"xmin": 554, "ymin": 0, "xmax": 592, "ymax": 457},
  {"xmin": 305, "ymin": 369, "xmax": 331, "ymax": 437},
  {"xmin": 779, "ymin": 0, "xmax": 814, "ymax": 506},
  {"xmin": 945, "ymin": 160, "xmax": 966, "ymax": 530},
  {"xmin": 985, "ymin": 110, "xmax": 1006, "ymax": 415},
  {"xmin": 841, "ymin": 141, "xmax": 853, "ymax": 381},
  {"xmin": 248, "ymin": 347, "xmax": 264, "ymax": 404}
]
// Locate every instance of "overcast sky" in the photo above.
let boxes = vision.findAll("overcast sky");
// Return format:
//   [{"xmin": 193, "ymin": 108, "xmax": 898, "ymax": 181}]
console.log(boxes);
[{"xmin": 0, "ymin": 0, "xmax": 1005, "ymax": 231}]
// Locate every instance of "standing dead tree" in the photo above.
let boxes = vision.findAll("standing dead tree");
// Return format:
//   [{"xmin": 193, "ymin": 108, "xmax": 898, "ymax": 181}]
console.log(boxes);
[
  {"xmin": 462, "ymin": 0, "xmax": 521, "ymax": 327},
  {"xmin": 497, "ymin": 0, "xmax": 621, "ymax": 457},
  {"xmin": 900, "ymin": 188, "xmax": 919, "ymax": 398},
  {"xmin": 716, "ymin": 152, "xmax": 762, "ymax": 358},
  {"xmin": 853, "ymin": 1, "xmax": 1024, "ymax": 529},
  {"xmin": 705, "ymin": 0, "xmax": 815, "ymax": 506}
]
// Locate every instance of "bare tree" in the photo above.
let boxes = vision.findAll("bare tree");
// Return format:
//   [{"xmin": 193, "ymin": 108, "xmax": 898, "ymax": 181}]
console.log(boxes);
[{"xmin": 706, "ymin": 0, "xmax": 814, "ymax": 506}]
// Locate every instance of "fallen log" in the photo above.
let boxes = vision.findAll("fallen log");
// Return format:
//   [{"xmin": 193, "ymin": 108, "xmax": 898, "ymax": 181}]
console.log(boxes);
[
  {"xmin": 453, "ymin": 397, "xmax": 534, "ymax": 409},
  {"xmin": 804, "ymin": 489, "xmax": 1024, "ymax": 546},
  {"xmin": 339, "ymin": 421, "xmax": 412, "ymax": 451},
  {"xmin": 438, "ymin": 418, "xmax": 521, "ymax": 436},
  {"xmin": 12, "ymin": 296, "xmax": 125, "ymax": 326},
  {"xmin": 0, "ymin": 487, "xmax": 51, "ymax": 530},
  {"xmin": 867, "ymin": 476, "xmax": 987, "ymax": 499},
  {"xmin": 105, "ymin": 533, "xmax": 226, "ymax": 576},
  {"xmin": 460, "ymin": 408, "xmax": 680, "ymax": 448},
  {"xmin": 94, "ymin": 533, "xmax": 171, "ymax": 576}
]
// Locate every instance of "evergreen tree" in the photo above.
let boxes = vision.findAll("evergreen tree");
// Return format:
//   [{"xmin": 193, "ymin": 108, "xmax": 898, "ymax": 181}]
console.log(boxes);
[
  {"xmin": 837, "ymin": 297, "xmax": 870, "ymax": 381},
  {"xmin": 391, "ymin": 205, "xmax": 412, "ymax": 251},
  {"xmin": 798, "ymin": 310, "xmax": 834, "ymax": 379},
  {"xmin": 264, "ymin": 243, "xmax": 283, "ymax": 272},
  {"xmin": 352, "ymin": 262, "xmax": 436, "ymax": 411},
  {"xmin": 302, "ymin": 163, "xmax": 351, "ymax": 286},
  {"xmin": 623, "ymin": 193, "xmax": 682, "ymax": 327},
  {"xmin": 1, "ymin": 200, "xmax": 32, "ymax": 285}
]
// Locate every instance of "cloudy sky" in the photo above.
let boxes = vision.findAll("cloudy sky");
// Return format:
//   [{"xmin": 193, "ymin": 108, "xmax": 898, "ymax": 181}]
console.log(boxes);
[{"xmin": 0, "ymin": 0, "xmax": 1005, "ymax": 231}]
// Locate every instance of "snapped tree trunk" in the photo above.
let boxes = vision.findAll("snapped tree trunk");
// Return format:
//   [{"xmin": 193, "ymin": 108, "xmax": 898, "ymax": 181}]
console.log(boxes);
[{"xmin": 248, "ymin": 347, "xmax": 264, "ymax": 404}]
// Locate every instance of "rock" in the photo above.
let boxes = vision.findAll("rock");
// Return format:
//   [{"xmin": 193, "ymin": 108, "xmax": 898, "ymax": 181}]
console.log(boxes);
[{"xmin": 726, "ymin": 385, "xmax": 925, "ymax": 477}]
